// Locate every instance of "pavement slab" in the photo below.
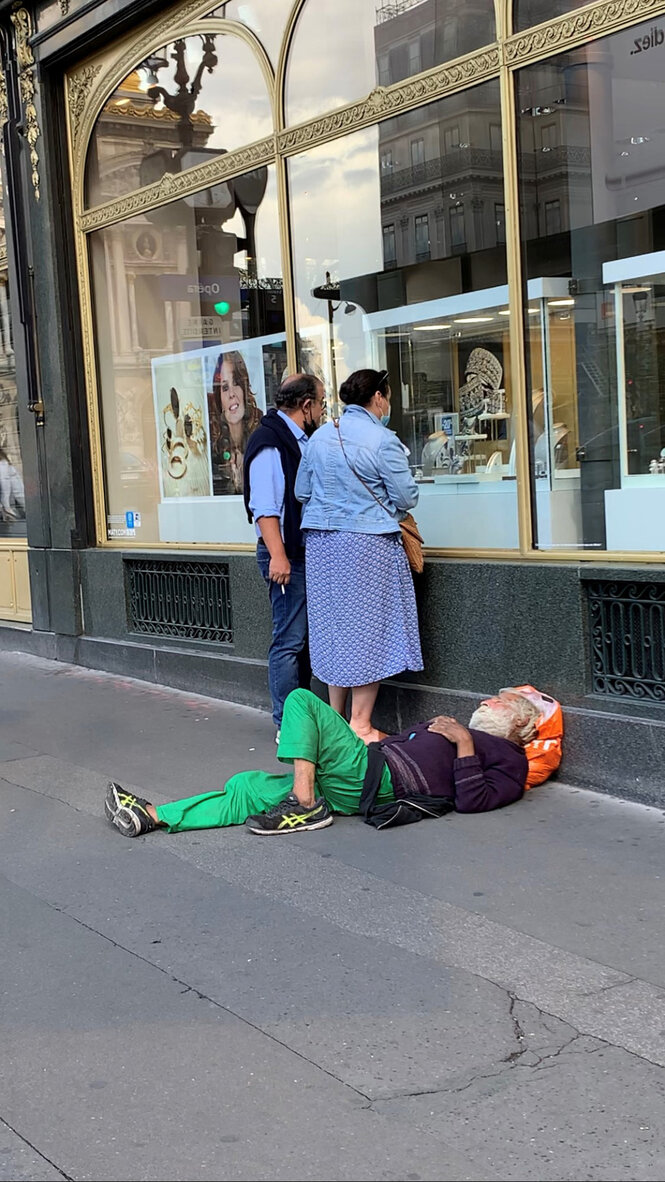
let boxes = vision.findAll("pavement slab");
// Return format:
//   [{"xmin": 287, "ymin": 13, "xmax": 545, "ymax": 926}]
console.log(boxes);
[{"xmin": 1, "ymin": 650, "xmax": 665, "ymax": 1181}]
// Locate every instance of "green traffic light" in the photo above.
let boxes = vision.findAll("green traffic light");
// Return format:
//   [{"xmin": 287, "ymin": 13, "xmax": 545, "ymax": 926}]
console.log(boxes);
[{"xmin": 214, "ymin": 300, "xmax": 231, "ymax": 316}]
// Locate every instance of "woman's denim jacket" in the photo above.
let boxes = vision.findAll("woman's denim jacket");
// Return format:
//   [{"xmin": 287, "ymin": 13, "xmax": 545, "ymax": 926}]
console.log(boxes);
[{"xmin": 295, "ymin": 404, "xmax": 419, "ymax": 534}]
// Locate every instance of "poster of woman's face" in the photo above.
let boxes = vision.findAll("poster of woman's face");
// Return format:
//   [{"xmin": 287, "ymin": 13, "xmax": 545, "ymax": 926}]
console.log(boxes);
[
  {"xmin": 203, "ymin": 343, "xmax": 265, "ymax": 497},
  {"xmin": 152, "ymin": 354, "xmax": 213, "ymax": 500}
]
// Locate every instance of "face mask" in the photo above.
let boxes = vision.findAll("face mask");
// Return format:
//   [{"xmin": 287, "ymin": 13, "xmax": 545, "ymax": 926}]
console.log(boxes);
[
  {"xmin": 303, "ymin": 416, "xmax": 318, "ymax": 437},
  {"xmin": 380, "ymin": 412, "xmax": 391, "ymax": 427}
]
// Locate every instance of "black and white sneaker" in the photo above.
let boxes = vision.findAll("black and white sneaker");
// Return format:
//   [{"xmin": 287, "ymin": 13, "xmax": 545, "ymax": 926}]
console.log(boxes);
[
  {"xmin": 104, "ymin": 782, "xmax": 157, "ymax": 838},
  {"xmin": 246, "ymin": 792, "xmax": 333, "ymax": 835}
]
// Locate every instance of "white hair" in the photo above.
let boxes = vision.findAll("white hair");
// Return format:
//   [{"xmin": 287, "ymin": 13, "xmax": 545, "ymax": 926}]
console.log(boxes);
[{"xmin": 469, "ymin": 694, "xmax": 540, "ymax": 745}]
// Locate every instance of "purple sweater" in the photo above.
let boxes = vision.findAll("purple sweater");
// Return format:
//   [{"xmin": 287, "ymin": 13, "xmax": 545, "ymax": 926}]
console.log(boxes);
[{"xmin": 380, "ymin": 721, "xmax": 528, "ymax": 813}]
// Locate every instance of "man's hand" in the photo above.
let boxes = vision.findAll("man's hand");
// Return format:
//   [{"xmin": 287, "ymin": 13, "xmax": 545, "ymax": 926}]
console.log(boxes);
[
  {"xmin": 269, "ymin": 554, "xmax": 291, "ymax": 585},
  {"xmin": 428, "ymin": 716, "xmax": 475, "ymax": 757}
]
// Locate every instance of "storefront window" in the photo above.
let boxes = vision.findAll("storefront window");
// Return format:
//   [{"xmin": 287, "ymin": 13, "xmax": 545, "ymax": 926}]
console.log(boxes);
[
  {"xmin": 517, "ymin": 21, "xmax": 665, "ymax": 552},
  {"xmin": 0, "ymin": 180, "xmax": 24, "ymax": 539},
  {"xmin": 285, "ymin": 0, "xmax": 496, "ymax": 126},
  {"xmin": 85, "ymin": 33, "xmax": 272, "ymax": 208},
  {"xmin": 210, "ymin": 1, "xmax": 294, "ymax": 65},
  {"xmin": 289, "ymin": 81, "xmax": 519, "ymax": 550},
  {"xmin": 89, "ymin": 164, "xmax": 284, "ymax": 544},
  {"xmin": 514, "ymin": 0, "xmax": 594, "ymax": 34}
]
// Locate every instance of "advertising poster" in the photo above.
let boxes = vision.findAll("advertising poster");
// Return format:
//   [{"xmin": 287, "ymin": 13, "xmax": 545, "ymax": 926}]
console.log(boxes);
[
  {"xmin": 152, "ymin": 354, "xmax": 213, "ymax": 499},
  {"xmin": 202, "ymin": 338, "xmax": 272, "ymax": 497}
]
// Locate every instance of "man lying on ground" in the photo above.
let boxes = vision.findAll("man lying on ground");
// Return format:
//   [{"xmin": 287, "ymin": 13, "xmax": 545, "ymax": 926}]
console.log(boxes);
[{"xmin": 104, "ymin": 686, "xmax": 551, "ymax": 839}]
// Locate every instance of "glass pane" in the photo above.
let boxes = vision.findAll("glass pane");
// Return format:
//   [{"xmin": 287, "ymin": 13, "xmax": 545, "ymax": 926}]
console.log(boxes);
[
  {"xmin": 289, "ymin": 81, "xmax": 518, "ymax": 550},
  {"xmin": 517, "ymin": 20, "xmax": 665, "ymax": 553},
  {"xmin": 89, "ymin": 165, "xmax": 285, "ymax": 544},
  {"xmin": 286, "ymin": 0, "xmax": 496, "ymax": 126},
  {"xmin": 209, "ymin": 1, "xmax": 293, "ymax": 65},
  {"xmin": 85, "ymin": 34, "xmax": 272, "ymax": 208},
  {"xmin": 515, "ymin": 0, "xmax": 592, "ymax": 34},
  {"xmin": 0, "ymin": 179, "xmax": 25, "ymax": 538}
]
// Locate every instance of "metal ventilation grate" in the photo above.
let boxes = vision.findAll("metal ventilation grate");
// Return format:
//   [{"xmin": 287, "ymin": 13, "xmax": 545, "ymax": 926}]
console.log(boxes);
[
  {"xmin": 126, "ymin": 559, "xmax": 232, "ymax": 644},
  {"xmin": 587, "ymin": 580, "xmax": 665, "ymax": 702}
]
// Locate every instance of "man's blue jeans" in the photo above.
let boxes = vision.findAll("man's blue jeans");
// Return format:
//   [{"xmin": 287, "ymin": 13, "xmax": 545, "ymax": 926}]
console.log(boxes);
[{"xmin": 256, "ymin": 544, "xmax": 311, "ymax": 727}]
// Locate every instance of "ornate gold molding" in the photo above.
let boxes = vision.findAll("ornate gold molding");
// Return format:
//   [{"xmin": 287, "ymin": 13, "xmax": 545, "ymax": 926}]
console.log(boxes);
[
  {"xmin": 11, "ymin": 6, "xmax": 40, "ymax": 200},
  {"xmin": 505, "ymin": 0, "xmax": 665, "ymax": 64},
  {"xmin": 278, "ymin": 47, "xmax": 501, "ymax": 155},
  {"xmin": 0, "ymin": 65, "xmax": 8, "ymax": 131},
  {"xmin": 67, "ymin": 62, "xmax": 103, "ymax": 151},
  {"xmin": 79, "ymin": 134, "xmax": 275, "ymax": 232},
  {"xmin": 0, "ymin": 243, "xmax": 7, "ymax": 265}
]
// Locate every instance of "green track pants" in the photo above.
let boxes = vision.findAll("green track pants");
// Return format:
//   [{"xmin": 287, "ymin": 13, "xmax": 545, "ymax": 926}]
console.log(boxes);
[{"xmin": 156, "ymin": 688, "xmax": 394, "ymax": 833}]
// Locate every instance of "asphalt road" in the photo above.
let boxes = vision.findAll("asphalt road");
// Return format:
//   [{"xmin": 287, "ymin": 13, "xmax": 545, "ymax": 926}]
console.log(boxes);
[{"xmin": 1, "ymin": 650, "xmax": 664, "ymax": 1182}]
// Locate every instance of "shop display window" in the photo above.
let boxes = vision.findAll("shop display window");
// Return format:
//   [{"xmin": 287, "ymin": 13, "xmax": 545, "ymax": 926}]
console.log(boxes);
[
  {"xmin": 289, "ymin": 81, "xmax": 519, "ymax": 549},
  {"xmin": 89, "ymin": 165, "xmax": 287, "ymax": 544},
  {"xmin": 517, "ymin": 20, "xmax": 665, "ymax": 552},
  {"xmin": 209, "ymin": 1, "xmax": 294, "ymax": 65},
  {"xmin": 0, "ymin": 174, "xmax": 24, "ymax": 540},
  {"xmin": 85, "ymin": 33, "xmax": 272, "ymax": 208},
  {"xmin": 285, "ymin": 0, "xmax": 496, "ymax": 127}
]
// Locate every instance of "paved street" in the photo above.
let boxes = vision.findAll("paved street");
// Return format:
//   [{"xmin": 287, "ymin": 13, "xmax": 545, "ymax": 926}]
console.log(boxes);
[{"xmin": 1, "ymin": 649, "xmax": 664, "ymax": 1182}]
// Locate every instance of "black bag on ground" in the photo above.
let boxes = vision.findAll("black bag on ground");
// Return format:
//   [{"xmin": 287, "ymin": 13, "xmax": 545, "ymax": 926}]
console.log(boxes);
[{"xmin": 360, "ymin": 744, "xmax": 454, "ymax": 829}]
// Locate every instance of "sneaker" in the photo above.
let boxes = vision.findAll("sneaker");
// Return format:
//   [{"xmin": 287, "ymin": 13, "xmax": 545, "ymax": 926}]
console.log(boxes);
[
  {"xmin": 275, "ymin": 728, "xmax": 281, "ymax": 745},
  {"xmin": 104, "ymin": 781, "xmax": 157, "ymax": 838},
  {"xmin": 246, "ymin": 792, "xmax": 333, "ymax": 835}
]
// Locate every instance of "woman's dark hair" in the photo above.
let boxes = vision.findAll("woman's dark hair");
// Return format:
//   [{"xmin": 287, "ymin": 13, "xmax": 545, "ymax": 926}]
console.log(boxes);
[{"xmin": 339, "ymin": 368, "xmax": 389, "ymax": 407}]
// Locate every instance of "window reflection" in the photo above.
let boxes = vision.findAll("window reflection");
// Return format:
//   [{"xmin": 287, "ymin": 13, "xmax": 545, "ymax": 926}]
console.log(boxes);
[
  {"xmin": 290, "ymin": 81, "xmax": 519, "ymax": 550},
  {"xmin": 518, "ymin": 21, "xmax": 665, "ymax": 552},
  {"xmin": 85, "ymin": 34, "xmax": 272, "ymax": 207},
  {"xmin": 89, "ymin": 165, "xmax": 284, "ymax": 543},
  {"xmin": 515, "ymin": 0, "xmax": 592, "ymax": 34},
  {"xmin": 286, "ymin": 0, "xmax": 495, "ymax": 126},
  {"xmin": 0, "ymin": 181, "xmax": 24, "ymax": 539},
  {"xmin": 210, "ymin": 1, "xmax": 294, "ymax": 65}
]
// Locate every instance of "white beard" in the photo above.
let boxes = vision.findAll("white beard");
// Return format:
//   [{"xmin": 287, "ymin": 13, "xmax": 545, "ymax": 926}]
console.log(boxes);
[{"xmin": 468, "ymin": 703, "xmax": 513, "ymax": 739}]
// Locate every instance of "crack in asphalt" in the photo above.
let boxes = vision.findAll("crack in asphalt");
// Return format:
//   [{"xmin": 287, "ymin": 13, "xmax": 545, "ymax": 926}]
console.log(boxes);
[{"xmin": 0, "ymin": 1114, "xmax": 73, "ymax": 1181}]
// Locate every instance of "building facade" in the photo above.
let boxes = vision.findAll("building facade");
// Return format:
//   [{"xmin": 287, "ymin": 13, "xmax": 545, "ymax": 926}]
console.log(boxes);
[{"xmin": 0, "ymin": 0, "xmax": 664, "ymax": 799}]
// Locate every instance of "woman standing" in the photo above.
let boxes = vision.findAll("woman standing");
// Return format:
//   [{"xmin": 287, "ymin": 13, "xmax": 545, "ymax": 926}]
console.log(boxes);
[
  {"xmin": 295, "ymin": 368, "xmax": 423, "ymax": 743},
  {"xmin": 209, "ymin": 351, "xmax": 262, "ymax": 495}
]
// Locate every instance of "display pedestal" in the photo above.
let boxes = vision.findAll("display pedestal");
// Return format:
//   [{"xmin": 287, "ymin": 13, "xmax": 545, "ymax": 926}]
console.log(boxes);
[{"xmin": 604, "ymin": 487, "xmax": 665, "ymax": 551}]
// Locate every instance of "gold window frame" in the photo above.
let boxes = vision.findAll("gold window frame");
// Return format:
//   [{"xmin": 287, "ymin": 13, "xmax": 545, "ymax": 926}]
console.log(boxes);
[{"xmin": 66, "ymin": 0, "xmax": 665, "ymax": 561}]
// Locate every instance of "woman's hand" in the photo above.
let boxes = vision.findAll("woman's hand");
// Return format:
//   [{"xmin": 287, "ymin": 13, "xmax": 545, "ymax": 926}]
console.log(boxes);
[{"xmin": 428, "ymin": 716, "xmax": 475, "ymax": 757}]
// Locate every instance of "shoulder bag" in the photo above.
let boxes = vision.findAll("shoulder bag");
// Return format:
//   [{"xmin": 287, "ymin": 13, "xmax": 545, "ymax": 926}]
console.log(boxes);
[{"xmin": 333, "ymin": 418, "xmax": 425, "ymax": 574}]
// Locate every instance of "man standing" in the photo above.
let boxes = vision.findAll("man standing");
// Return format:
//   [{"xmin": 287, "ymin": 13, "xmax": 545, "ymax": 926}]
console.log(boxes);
[{"xmin": 243, "ymin": 374, "xmax": 326, "ymax": 740}]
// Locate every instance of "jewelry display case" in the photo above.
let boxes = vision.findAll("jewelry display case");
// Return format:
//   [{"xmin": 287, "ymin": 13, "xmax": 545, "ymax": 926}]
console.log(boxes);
[{"xmin": 602, "ymin": 250, "xmax": 665, "ymax": 551}]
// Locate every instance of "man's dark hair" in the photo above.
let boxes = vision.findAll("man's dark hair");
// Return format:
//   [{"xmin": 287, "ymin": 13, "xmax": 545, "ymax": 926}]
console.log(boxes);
[
  {"xmin": 339, "ymin": 368, "xmax": 389, "ymax": 407},
  {"xmin": 275, "ymin": 373, "xmax": 321, "ymax": 410}
]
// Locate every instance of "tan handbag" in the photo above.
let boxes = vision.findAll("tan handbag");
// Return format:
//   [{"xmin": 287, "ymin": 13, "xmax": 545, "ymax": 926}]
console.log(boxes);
[
  {"xmin": 334, "ymin": 420, "xmax": 424, "ymax": 574},
  {"xmin": 398, "ymin": 512, "xmax": 425, "ymax": 574}
]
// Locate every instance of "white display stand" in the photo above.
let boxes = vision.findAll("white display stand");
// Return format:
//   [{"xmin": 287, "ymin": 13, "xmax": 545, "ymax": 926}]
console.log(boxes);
[
  {"xmin": 158, "ymin": 496, "xmax": 256, "ymax": 545},
  {"xmin": 604, "ymin": 488, "xmax": 665, "ymax": 551}
]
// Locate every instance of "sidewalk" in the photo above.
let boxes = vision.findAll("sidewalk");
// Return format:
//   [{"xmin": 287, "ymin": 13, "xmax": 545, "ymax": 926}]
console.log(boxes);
[{"xmin": 1, "ymin": 649, "xmax": 664, "ymax": 1182}]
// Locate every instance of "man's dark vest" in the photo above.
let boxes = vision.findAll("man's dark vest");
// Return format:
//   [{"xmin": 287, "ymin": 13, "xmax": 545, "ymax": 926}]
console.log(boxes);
[{"xmin": 243, "ymin": 408, "xmax": 305, "ymax": 560}]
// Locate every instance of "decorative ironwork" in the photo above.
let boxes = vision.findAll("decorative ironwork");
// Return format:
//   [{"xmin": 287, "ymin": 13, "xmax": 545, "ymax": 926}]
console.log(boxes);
[
  {"xmin": 278, "ymin": 47, "xmax": 500, "ymax": 153},
  {"xmin": 11, "ymin": 6, "xmax": 40, "ymax": 200},
  {"xmin": 60, "ymin": 0, "xmax": 70, "ymax": 13},
  {"xmin": 505, "ymin": 0, "xmax": 665, "ymax": 65},
  {"xmin": 588, "ymin": 580, "xmax": 665, "ymax": 702},
  {"xmin": 126, "ymin": 558, "xmax": 233, "ymax": 643}
]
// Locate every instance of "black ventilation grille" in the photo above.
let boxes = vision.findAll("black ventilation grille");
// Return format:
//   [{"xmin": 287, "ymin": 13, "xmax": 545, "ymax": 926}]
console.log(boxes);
[
  {"xmin": 588, "ymin": 580, "xmax": 665, "ymax": 702},
  {"xmin": 126, "ymin": 559, "xmax": 232, "ymax": 644}
]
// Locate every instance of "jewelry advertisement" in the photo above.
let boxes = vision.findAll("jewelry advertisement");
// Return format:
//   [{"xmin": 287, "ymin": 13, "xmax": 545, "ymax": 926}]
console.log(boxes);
[{"xmin": 152, "ymin": 354, "xmax": 213, "ymax": 500}]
